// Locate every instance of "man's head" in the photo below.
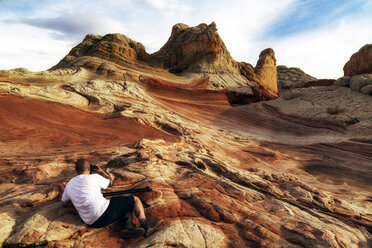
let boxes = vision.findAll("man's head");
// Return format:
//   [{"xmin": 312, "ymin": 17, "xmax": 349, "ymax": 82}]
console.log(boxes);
[{"xmin": 75, "ymin": 159, "xmax": 90, "ymax": 174}]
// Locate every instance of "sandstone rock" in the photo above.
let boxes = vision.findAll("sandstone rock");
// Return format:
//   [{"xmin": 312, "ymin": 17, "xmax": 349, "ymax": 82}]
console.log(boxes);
[
  {"xmin": 46, "ymin": 22, "xmax": 278, "ymax": 100},
  {"xmin": 1, "ymin": 22, "xmax": 372, "ymax": 248},
  {"xmin": 5, "ymin": 203, "xmax": 85, "ymax": 247},
  {"xmin": 360, "ymin": 84, "xmax": 372, "ymax": 95},
  {"xmin": 52, "ymin": 34, "xmax": 148, "ymax": 70},
  {"xmin": 239, "ymin": 62, "xmax": 257, "ymax": 82},
  {"xmin": 344, "ymin": 44, "xmax": 372, "ymax": 76},
  {"xmin": 151, "ymin": 22, "xmax": 238, "ymax": 74},
  {"xmin": 225, "ymin": 86, "xmax": 254, "ymax": 105},
  {"xmin": 255, "ymin": 48, "xmax": 278, "ymax": 96},
  {"xmin": 0, "ymin": 211, "xmax": 16, "ymax": 246},
  {"xmin": 281, "ymin": 89, "xmax": 302, "ymax": 100},
  {"xmin": 277, "ymin": 65, "xmax": 317, "ymax": 90},
  {"xmin": 135, "ymin": 219, "xmax": 228, "ymax": 248},
  {"xmin": 303, "ymin": 79, "xmax": 335, "ymax": 88},
  {"xmin": 350, "ymin": 74, "xmax": 372, "ymax": 95},
  {"xmin": 334, "ymin": 76, "xmax": 351, "ymax": 87}
]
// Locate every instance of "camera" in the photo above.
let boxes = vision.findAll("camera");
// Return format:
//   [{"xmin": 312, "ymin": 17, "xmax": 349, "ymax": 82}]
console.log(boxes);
[{"xmin": 90, "ymin": 164, "xmax": 98, "ymax": 171}]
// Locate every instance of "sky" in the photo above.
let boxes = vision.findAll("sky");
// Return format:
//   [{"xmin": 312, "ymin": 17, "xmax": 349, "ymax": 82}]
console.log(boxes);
[{"xmin": 0, "ymin": 0, "xmax": 371, "ymax": 78}]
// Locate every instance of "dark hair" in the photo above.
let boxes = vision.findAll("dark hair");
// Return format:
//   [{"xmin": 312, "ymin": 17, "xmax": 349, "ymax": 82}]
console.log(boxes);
[{"xmin": 75, "ymin": 159, "xmax": 90, "ymax": 174}]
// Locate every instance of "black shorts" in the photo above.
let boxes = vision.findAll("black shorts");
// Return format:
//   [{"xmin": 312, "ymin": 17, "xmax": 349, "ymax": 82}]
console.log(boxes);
[{"xmin": 90, "ymin": 195, "xmax": 135, "ymax": 228}]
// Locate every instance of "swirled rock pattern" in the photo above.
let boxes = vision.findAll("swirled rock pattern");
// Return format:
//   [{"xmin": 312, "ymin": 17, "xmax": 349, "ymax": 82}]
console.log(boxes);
[{"xmin": 0, "ymin": 25, "xmax": 371, "ymax": 248}]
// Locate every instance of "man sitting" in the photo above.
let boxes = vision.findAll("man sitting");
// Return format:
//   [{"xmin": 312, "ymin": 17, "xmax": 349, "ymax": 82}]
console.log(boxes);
[{"xmin": 61, "ymin": 158, "xmax": 162, "ymax": 238}]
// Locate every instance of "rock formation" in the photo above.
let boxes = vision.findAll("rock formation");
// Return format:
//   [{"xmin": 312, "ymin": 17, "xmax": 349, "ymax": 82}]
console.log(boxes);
[
  {"xmin": 344, "ymin": 44, "xmax": 372, "ymax": 76},
  {"xmin": 302, "ymin": 79, "xmax": 335, "ymax": 88},
  {"xmin": 254, "ymin": 48, "xmax": 278, "ymax": 96},
  {"xmin": 150, "ymin": 22, "xmax": 238, "ymax": 74},
  {"xmin": 52, "ymin": 33, "xmax": 148, "ymax": 69},
  {"xmin": 335, "ymin": 44, "xmax": 372, "ymax": 95},
  {"xmin": 277, "ymin": 65, "xmax": 317, "ymax": 91},
  {"xmin": 52, "ymin": 22, "xmax": 278, "ymax": 100},
  {"xmin": 0, "ymin": 25, "xmax": 371, "ymax": 248}
]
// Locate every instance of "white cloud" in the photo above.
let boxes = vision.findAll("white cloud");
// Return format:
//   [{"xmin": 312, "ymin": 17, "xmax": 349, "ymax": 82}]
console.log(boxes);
[
  {"xmin": 11, "ymin": 13, "xmax": 129, "ymax": 39},
  {"xmin": 124, "ymin": 0, "xmax": 295, "ymax": 56},
  {"xmin": 144, "ymin": 0, "xmax": 191, "ymax": 12},
  {"xmin": 268, "ymin": 15, "xmax": 372, "ymax": 78},
  {"xmin": 0, "ymin": 0, "xmax": 370, "ymax": 78},
  {"xmin": 199, "ymin": 0, "xmax": 295, "ymax": 64},
  {"xmin": 0, "ymin": 23, "xmax": 72, "ymax": 71}
]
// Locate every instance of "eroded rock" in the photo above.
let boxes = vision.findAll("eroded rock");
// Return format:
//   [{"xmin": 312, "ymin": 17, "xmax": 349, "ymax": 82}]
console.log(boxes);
[
  {"xmin": 350, "ymin": 74, "xmax": 372, "ymax": 95},
  {"xmin": 0, "ymin": 23, "xmax": 371, "ymax": 248},
  {"xmin": 255, "ymin": 48, "xmax": 278, "ymax": 96},
  {"xmin": 344, "ymin": 44, "xmax": 372, "ymax": 76},
  {"xmin": 277, "ymin": 65, "xmax": 317, "ymax": 91},
  {"xmin": 135, "ymin": 219, "xmax": 228, "ymax": 248}
]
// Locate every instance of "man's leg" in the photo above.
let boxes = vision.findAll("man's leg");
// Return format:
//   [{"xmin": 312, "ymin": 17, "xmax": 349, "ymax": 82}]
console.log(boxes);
[
  {"xmin": 132, "ymin": 195, "xmax": 163, "ymax": 237},
  {"xmin": 122, "ymin": 211, "xmax": 133, "ymax": 228},
  {"xmin": 120, "ymin": 196, "xmax": 145, "ymax": 238},
  {"xmin": 120, "ymin": 210, "xmax": 145, "ymax": 238},
  {"xmin": 133, "ymin": 196, "xmax": 146, "ymax": 221}
]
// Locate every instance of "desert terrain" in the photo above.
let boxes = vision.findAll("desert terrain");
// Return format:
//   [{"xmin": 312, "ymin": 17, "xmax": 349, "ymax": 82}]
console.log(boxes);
[{"xmin": 0, "ymin": 23, "xmax": 371, "ymax": 247}]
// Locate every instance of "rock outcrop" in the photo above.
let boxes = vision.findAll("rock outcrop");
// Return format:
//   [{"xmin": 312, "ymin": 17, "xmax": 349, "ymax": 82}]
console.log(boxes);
[
  {"xmin": 303, "ymin": 79, "xmax": 335, "ymax": 88},
  {"xmin": 254, "ymin": 48, "xmax": 278, "ymax": 96},
  {"xmin": 52, "ymin": 34, "xmax": 148, "ymax": 70},
  {"xmin": 335, "ymin": 44, "xmax": 372, "ymax": 95},
  {"xmin": 277, "ymin": 65, "xmax": 317, "ymax": 91},
  {"xmin": 51, "ymin": 22, "xmax": 278, "ymax": 100},
  {"xmin": 0, "ymin": 23, "xmax": 371, "ymax": 248},
  {"xmin": 150, "ymin": 22, "xmax": 237, "ymax": 74},
  {"xmin": 344, "ymin": 44, "xmax": 372, "ymax": 76}
]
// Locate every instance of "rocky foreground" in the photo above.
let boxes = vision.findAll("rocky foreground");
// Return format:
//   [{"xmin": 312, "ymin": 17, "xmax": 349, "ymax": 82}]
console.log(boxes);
[{"xmin": 0, "ymin": 23, "xmax": 371, "ymax": 248}]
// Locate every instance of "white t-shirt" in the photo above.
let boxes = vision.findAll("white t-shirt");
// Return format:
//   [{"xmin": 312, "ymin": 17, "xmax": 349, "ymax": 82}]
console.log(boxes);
[{"xmin": 62, "ymin": 174, "xmax": 110, "ymax": 225}]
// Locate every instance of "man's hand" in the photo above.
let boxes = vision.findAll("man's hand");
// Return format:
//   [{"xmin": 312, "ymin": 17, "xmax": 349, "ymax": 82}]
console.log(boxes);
[
  {"xmin": 96, "ymin": 165, "xmax": 114, "ymax": 187},
  {"xmin": 96, "ymin": 165, "xmax": 107, "ymax": 176}
]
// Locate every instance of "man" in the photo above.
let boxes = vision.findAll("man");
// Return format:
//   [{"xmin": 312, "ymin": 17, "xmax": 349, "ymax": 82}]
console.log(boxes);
[{"xmin": 61, "ymin": 158, "xmax": 162, "ymax": 238}]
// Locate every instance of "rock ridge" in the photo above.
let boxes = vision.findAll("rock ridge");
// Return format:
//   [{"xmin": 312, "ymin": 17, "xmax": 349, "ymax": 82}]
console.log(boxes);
[{"xmin": 51, "ymin": 22, "xmax": 278, "ymax": 99}]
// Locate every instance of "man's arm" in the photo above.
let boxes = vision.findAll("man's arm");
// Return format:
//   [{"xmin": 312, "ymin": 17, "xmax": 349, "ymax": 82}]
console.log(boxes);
[
  {"xmin": 96, "ymin": 165, "xmax": 114, "ymax": 187},
  {"xmin": 61, "ymin": 185, "xmax": 74, "ymax": 207}
]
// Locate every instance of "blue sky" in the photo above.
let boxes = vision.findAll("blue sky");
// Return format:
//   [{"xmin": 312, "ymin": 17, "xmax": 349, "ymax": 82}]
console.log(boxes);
[
  {"xmin": 0, "ymin": 0, "xmax": 371, "ymax": 78},
  {"xmin": 267, "ymin": 0, "xmax": 367, "ymax": 37}
]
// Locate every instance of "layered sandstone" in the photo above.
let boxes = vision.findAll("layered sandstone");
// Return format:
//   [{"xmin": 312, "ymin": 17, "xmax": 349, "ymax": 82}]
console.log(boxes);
[
  {"xmin": 0, "ymin": 25, "xmax": 371, "ymax": 248},
  {"xmin": 254, "ymin": 48, "xmax": 278, "ymax": 96},
  {"xmin": 277, "ymin": 65, "xmax": 317, "ymax": 91},
  {"xmin": 51, "ymin": 34, "xmax": 148, "ymax": 69},
  {"xmin": 150, "ymin": 22, "xmax": 237, "ymax": 74},
  {"xmin": 51, "ymin": 22, "xmax": 278, "ymax": 99}
]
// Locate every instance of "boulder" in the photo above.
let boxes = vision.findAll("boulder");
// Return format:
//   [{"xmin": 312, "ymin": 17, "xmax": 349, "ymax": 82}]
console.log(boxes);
[
  {"xmin": 5, "ymin": 203, "xmax": 85, "ymax": 247},
  {"xmin": 0, "ymin": 211, "xmax": 16, "ymax": 245},
  {"xmin": 277, "ymin": 65, "xmax": 317, "ymax": 90},
  {"xmin": 344, "ymin": 44, "xmax": 372, "ymax": 76},
  {"xmin": 135, "ymin": 219, "xmax": 228, "ymax": 248},
  {"xmin": 334, "ymin": 76, "xmax": 351, "ymax": 87},
  {"xmin": 350, "ymin": 74, "xmax": 372, "ymax": 95}
]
